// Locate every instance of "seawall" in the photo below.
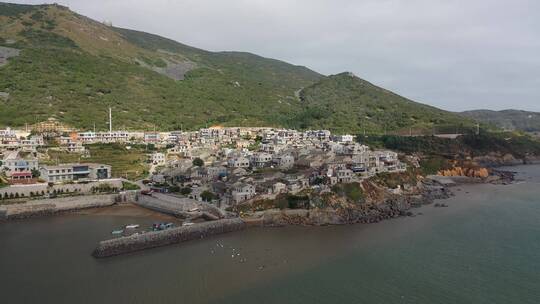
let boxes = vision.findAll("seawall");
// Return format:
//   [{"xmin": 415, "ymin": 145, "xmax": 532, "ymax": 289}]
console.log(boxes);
[
  {"xmin": 0, "ymin": 192, "xmax": 136, "ymax": 220},
  {"xmin": 92, "ymin": 218, "xmax": 247, "ymax": 258}
]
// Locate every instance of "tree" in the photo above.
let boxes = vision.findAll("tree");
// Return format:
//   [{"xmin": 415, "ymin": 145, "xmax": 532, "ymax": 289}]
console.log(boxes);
[
  {"xmin": 169, "ymin": 185, "xmax": 180, "ymax": 193},
  {"xmin": 192, "ymin": 158, "xmax": 204, "ymax": 167},
  {"xmin": 31, "ymin": 168, "xmax": 40, "ymax": 178},
  {"xmin": 180, "ymin": 187, "xmax": 192, "ymax": 195},
  {"xmin": 201, "ymin": 190, "xmax": 216, "ymax": 202}
]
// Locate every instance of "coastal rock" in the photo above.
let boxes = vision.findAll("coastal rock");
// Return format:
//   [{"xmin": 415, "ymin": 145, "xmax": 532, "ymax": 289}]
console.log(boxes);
[
  {"xmin": 473, "ymin": 153, "xmax": 524, "ymax": 167},
  {"xmin": 438, "ymin": 166, "xmax": 489, "ymax": 178}
]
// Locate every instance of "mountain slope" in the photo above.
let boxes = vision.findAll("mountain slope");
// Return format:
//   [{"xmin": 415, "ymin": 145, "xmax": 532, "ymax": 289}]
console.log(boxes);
[
  {"xmin": 0, "ymin": 3, "xmax": 322, "ymax": 130},
  {"xmin": 295, "ymin": 73, "xmax": 474, "ymax": 134},
  {"xmin": 460, "ymin": 110, "xmax": 540, "ymax": 132},
  {"xmin": 0, "ymin": 2, "xmax": 474, "ymax": 133}
]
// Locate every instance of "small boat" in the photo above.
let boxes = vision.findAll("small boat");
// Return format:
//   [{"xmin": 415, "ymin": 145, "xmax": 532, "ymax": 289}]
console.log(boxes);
[
  {"xmin": 125, "ymin": 224, "xmax": 140, "ymax": 229},
  {"xmin": 182, "ymin": 222, "xmax": 194, "ymax": 227},
  {"xmin": 111, "ymin": 229, "xmax": 124, "ymax": 235},
  {"xmin": 152, "ymin": 222, "xmax": 175, "ymax": 231},
  {"xmin": 188, "ymin": 208, "xmax": 200, "ymax": 212}
]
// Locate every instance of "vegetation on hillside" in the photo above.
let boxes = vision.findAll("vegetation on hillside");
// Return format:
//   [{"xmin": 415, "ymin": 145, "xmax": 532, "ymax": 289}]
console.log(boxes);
[
  {"xmin": 296, "ymin": 73, "xmax": 476, "ymax": 134},
  {"xmin": 361, "ymin": 132, "xmax": 540, "ymax": 173},
  {"xmin": 43, "ymin": 143, "xmax": 149, "ymax": 180},
  {"xmin": 0, "ymin": 3, "xmax": 476, "ymax": 134},
  {"xmin": 0, "ymin": 2, "xmax": 41, "ymax": 17},
  {"xmin": 0, "ymin": 3, "xmax": 323, "ymax": 131}
]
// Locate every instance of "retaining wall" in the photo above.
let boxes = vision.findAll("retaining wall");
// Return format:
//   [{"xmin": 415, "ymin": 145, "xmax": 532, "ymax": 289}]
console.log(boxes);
[
  {"xmin": 0, "ymin": 191, "xmax": 136, "ymax": 220},
  {"xmin": 0, "ymin": 179, "xmax": 124, "ymax": 199}
]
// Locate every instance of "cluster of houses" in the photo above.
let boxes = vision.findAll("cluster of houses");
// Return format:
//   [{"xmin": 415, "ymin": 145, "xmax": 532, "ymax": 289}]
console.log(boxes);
[
  {"xmin": 2, "ymin": 121, "xmax": 407, "ymax": 208},
  {"xmin": 0, "ymin": 149, "xmax": 111, "ymax": 184},
  {"xmin": 151, "ymin": 127, "xmax": 407, "ymax": 207},
  {"xmin": 1, "ymin": 126, "xmax": 112, "ymax": 186}
]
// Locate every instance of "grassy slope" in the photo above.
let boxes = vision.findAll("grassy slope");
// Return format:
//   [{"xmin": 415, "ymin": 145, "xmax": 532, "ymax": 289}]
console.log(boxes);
[
  {"xmin": 0, "ymin": 3, "xmax": 472, "ymax": 134},
  {"xmin": 461, "ymin": 109, "xmax": 540, "ymax": 132},
  {"xmin": 296, "ymin": 73, "xmax": 475, "ymax": 134},
  {"xmin": 0, "ymin": 3, "xmax": 321, "ymax": 130}
]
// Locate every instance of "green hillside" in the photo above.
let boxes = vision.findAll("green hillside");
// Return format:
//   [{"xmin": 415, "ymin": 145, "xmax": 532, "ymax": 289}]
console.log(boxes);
[
  {"xmin": 460, "ymin": 109, "xmax": 540, "ymax": 132},
  {"xmin": 295, "ymin": 72, "xmax": 474, "ymax": 134},
  {"xmin": 0, "ymin": 2, "xmax": 474, "ymax": 133}
]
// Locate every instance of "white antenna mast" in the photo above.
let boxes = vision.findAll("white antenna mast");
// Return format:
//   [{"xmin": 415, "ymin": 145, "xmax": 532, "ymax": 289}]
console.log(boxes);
[{"xmin": 109, "ymin": 107, "xmax": 112, "ymax": 133}]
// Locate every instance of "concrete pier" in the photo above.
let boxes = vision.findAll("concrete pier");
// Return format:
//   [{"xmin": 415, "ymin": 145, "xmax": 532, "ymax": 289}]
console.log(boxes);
[{"xmin": 92, "ymin": 218, "xmax": 246, "ymax": 258}]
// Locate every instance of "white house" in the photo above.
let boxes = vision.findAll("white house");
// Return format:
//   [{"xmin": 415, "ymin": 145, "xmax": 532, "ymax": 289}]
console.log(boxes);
[
  {"xmin": 227, "ymin": 156, "xmax": 250, "ymax": 168},
  {"xmin": 231, "ymin": 182, "xmax": 256, "ymax": 203},
  {"xmin": 250, "ymin": 152, "xmax": 273, "ymax": 168},
  {"xmin": 151, "ymin": 152, "xmax": 166, "ymax": 165}
]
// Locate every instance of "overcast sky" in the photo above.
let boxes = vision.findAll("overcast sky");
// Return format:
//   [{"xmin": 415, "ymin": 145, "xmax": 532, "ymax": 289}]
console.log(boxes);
[{"xmin": 12, "ymin": 0, "xmax": 540, "ymax": 112}]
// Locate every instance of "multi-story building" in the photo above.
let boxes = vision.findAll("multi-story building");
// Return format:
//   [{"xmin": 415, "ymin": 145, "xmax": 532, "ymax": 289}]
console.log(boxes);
[
  {"xmin": 231, "ymin": 182, "xmax": 256, "ymax": 203},
  {"xmin": 272, "ymin": 154, "xmax": 295, "ymax": 169},
  {"xmin": 1, "ymin": 151, "xmax": 38, "ymax": 178},
  {"xmin": 39, "ymin": 163, "xmax": 111, "ymax": 183},
  {"xmin": 144, "ymin": 132, "xmax": 161, "ymax": 143},
  {"xmin": 227, "ymin": 156, "xmax": 250, "ymax": 168},
  {"xmin": 250, "ymin": 152, "xmax": 273, "ymax": 168}
]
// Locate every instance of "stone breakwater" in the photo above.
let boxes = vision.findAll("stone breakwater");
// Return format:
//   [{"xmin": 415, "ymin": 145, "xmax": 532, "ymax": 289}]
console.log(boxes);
[
  {"xmin": 92, "ymin": 218, "xmax": 247, "ymax": 258},
  {"xmin": 0, "ymin": 192, "xmax": 135, "ymax": 220}
]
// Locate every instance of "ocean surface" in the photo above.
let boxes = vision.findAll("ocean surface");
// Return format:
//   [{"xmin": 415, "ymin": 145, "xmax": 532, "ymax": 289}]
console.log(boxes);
[{"xmin": 1, "ymin": 165, "xmax": 540, "ymax": 304}]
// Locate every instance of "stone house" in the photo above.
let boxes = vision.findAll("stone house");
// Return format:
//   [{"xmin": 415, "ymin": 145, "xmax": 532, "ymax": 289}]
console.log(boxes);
[
  {"xmin": 227, "ymin": 156, "xmax": 250, "ymax": 168},
  {"xmin": 250, "ymin": 152, "xmax": 273, "ymax": 168},
  {"xmin": 272, "ymin": 154, "xmax": 295, "ymax": 169}
]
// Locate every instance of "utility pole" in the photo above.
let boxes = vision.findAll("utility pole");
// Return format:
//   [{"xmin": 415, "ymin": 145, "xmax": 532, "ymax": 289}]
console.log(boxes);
[{"xmin": 109, "ymin": 107, "xmax": 112, "ymax": 133}]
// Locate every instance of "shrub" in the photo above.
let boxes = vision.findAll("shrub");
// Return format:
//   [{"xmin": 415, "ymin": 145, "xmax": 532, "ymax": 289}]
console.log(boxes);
[
  {"xmin": 192, "ymin": 158, "xmax": 204, "ymax": 167},
  {"xmin": 332, "ymin": 183, "xmax": 365, "ymax": 203},
  {"xmin": 180, "ymin": 187, "xmax": 192, "ymax": 195}
]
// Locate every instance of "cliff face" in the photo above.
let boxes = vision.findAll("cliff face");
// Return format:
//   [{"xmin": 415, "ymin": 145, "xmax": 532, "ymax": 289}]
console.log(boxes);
[{"xmin": 438, "ymin": 167, "xmax": 489, "ymax": 178}]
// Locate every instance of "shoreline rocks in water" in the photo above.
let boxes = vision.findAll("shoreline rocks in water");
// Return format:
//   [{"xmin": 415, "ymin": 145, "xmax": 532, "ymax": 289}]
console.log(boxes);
[
  {"xmin": 92, "ymin": 218, "xmax": 246, "ymax": 258},
  {"xmin": 244, "ymin": 180, "xmax": 454, "ymax": 227}
]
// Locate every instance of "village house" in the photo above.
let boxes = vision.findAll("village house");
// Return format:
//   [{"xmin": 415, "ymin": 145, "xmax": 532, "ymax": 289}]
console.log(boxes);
[
  {"xmin": 272, "ymin": 154, "xmax": 295, "ymax": 169},
  {"xmin": 333, "ymin": 134, "xmax": 355, "ymax": 143},
  {"xmin": 151, "ymin": 152, "xmax": 166, "ymax": 165},
  {"xmin": 336, "ymin": 168, "xmax": 354, "ymax": 183},
  {"xmin": 1, "ymin": 151, "xmax": 39, "ymax": 181},
  {"xmin": 250, "ymin": 152, "xmax": 273, "ymax": 168},
  {"xmin": 227, "ymin": 156, "xmax": 250, "ymax": 168},
  {"xmin": 144, "ymin": 132, "xmax": 161, "ymax": 143},
  {"xmin": 39, "ymin": 163, "xmax": 111, "ymax": 183},
  {"xmin": 206, "ymin": 166, "xmax": 228, "ymax": 179},
  {"xmin": 231, "ymin": 182, "xmax": 256, "ymax": 204}
]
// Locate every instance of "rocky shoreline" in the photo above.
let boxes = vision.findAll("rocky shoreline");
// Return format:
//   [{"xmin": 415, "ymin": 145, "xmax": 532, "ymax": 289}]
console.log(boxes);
[{"xmin": 243, "ymin": 168, "xmax": 516, "ymax": 227}]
